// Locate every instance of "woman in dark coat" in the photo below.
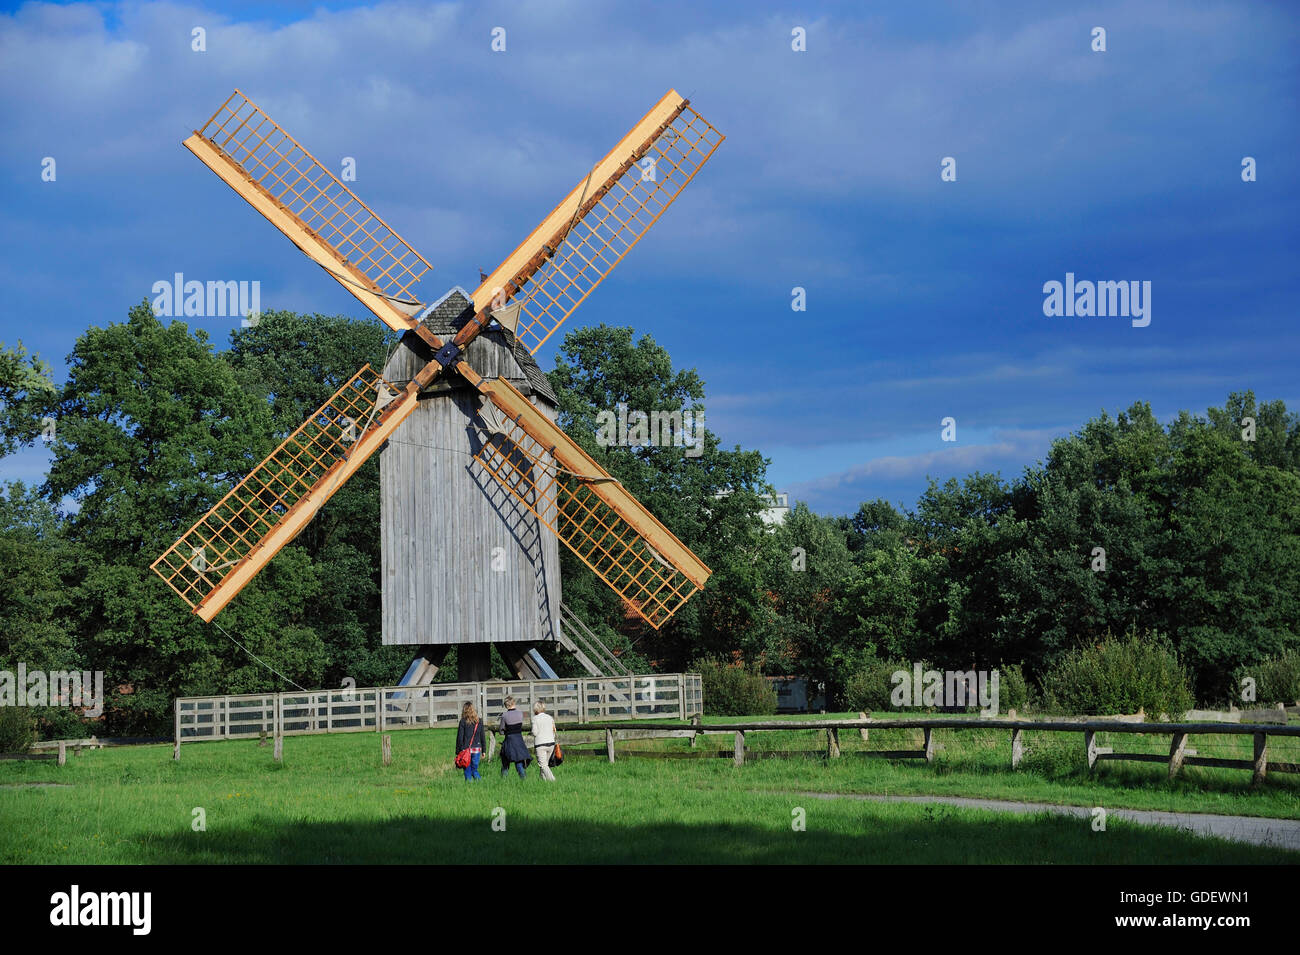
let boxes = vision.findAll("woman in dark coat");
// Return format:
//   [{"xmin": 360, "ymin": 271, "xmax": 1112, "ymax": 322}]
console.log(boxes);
[
  {"xmin": 498, "ymin": 696, "xmax": 531, "ymax": 779},
  {"xmin": 455, "ymin": 702, "xmax": 486, "ymax": 781}
]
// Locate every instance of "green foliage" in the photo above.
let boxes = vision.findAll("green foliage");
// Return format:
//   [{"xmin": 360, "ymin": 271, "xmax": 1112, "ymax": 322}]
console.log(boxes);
[
  {"xmin": 0, "ymin": 340, "xmax": 56, "ymax": 457},
  {"xmin": 998, "ymin": 662, "xmax": 1030, "ymax": 712},
  {"xmin": 693, "ymin": 658, "xmax": 777, "ymax": 716},
  {"xmin": 1041, "ymin": 632, "xmax": 1195, "ymax": 718},
  {"xmin": 1234, "ymin": 650, "xmax": 1300, "ymax": 706},
  {"xmin": 0, "ymin": 706, "xmax": 35, "ymax": 754},
  {"xmin": 843, "ymin": 658, "xmax": 910, "ymax": 713}
]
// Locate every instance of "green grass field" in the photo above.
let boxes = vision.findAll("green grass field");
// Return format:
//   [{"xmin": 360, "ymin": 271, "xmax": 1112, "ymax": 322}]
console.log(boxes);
[{"xmin": 2, "ymin": 718, "xmax": 1298, "ymax": 864}]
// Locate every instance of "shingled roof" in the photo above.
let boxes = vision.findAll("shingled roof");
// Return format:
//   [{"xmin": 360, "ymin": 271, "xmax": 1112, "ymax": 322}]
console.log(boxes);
[{"xmin": 410, "ymin": 287, "xmax": 557, "ymax": 405}]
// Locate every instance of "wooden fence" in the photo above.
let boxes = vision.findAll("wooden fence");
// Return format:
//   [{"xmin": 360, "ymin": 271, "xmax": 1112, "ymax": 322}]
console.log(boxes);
[
  {"xmin": 569, "ymin": 716, "xmax": 1300, "ymax": 784},
  {"xmin": 173, "ymin": 673, "xmax": 702, "ymax": 756}
]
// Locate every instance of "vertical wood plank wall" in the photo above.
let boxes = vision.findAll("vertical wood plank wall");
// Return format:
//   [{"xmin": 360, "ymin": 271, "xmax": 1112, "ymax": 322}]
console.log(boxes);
[{"xmin": 380, "ymin": 323, "xmax": 562, "ymax": 648}]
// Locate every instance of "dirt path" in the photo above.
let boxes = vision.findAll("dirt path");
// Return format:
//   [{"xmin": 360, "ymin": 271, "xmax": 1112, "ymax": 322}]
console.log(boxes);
[{"xmin": 780, "ymin": 791, "xmax": 1300, "ymax": 850}]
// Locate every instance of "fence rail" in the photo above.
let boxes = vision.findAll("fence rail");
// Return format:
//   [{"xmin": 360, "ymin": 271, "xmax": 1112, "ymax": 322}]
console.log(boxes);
[
  {"xmin": 569, "ymin": 716, "xmax": 1300, "ymax": 783},
  {"xmin": 173, "ymin": 673, "xmax": 702, "ymax": 754}
]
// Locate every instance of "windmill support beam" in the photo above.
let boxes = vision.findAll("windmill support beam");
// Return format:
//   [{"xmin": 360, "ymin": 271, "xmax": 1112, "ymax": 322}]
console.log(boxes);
[{"xmin": 183, "ymin": 133, "xmax": 419, "ymax": 334}]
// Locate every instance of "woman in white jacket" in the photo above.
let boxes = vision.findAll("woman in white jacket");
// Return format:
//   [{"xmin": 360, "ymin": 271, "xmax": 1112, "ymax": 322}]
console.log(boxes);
[{"xmin": 531, "ymin": 702, "xmax": 557, "ymax": 782}]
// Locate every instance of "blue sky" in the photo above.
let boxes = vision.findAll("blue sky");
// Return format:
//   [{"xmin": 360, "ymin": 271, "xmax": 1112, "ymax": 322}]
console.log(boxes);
[{"xmin": 1, "ymin": 0, "xmax": 1297, "ymax": 515}]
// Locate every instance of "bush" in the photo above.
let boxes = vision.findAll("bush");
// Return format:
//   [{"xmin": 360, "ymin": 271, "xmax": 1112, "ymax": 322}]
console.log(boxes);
[
  {"xmin": 1233, "ymin": 650, "xmax": 1300, "ymax": 706},
  {"xmin": 1041, "ymin": 631, "xmax": 1194, "ymax": 718},
  {"xmin": 844, "ymin": 659, "xmax": 910, "ymax": 713},
  {"xmin": 997, "ymin": 663, "xmax": 1030, "ymax": 713},
  {"xmin": 0, "ymin": 706, "xmax": 36, "ymax": 754},
  {"xmin": 694, "ymin": 658, "xmax": 777, "ymax": 716}
]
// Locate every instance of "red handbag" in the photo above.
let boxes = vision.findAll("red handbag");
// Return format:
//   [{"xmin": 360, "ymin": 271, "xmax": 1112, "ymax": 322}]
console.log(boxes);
[{"xmin": 455, "ymin": 721, "xmax": 479, "ymax": 769}]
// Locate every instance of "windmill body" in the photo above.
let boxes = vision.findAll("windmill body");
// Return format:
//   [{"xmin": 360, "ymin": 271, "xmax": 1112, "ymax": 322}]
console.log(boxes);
[{"xmin": 380, "ymin": 288, "xmax": 563, "ymax": 680}]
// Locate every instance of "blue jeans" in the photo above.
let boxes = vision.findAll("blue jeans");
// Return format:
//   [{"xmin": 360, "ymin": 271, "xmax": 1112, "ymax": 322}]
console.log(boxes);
[
  {"xmin": 501, "ymin": 760, "xmax": 527, "ymax": 779},
  {"xmin": 463, "ymin": 751, "xmax": 481, "ymax": 780}
]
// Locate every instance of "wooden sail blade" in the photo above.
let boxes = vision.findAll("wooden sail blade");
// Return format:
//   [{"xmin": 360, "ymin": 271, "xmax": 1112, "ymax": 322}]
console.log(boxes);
[
  {"xmin": 185, "ymin": 90, "xmax": 431, "ymax": 333},
  {"xmin": 151, "ymin": 365, "xmax": 416, "ymax": 621},
  {"xmin": 466, "ymin": 92, "xmax": 723, "ymax": 354},
  {"xmin": 471, "ymin": 377, "xmax": 710, "ymax": 629}
]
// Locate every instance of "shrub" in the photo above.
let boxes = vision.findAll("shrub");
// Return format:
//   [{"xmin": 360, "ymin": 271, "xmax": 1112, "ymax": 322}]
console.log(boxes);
[
  {"xmin": 693, "ymin": 658, "xmax": 777, "ymax": 716},
  {"xmin": 844, "ymin": 659, "xmax": 910, "ymax": 713},
  {"xmin": 0, "ymin": 706, "xmax": 36, "ymax": 754},
  {"xmin": 997, "ymin": 663, "xmax": 1030, "ymax": 713},
  {"xmin": 1041, "ymin": 631, "xmax": 1194, "ymax": 718},
  {"xmin": 1233, "ymin": 650, "xmax": 1300, "ymax": 706}
]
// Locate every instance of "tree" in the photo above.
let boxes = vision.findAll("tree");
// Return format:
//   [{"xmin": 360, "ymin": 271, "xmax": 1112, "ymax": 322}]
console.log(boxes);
[
  {"xmin": 0, "ymin": 340, "xmax": 56, "ymax": 456},
  {"xmin": 764, "ymin": 503, "xmax": 856, "ymax": 699},
  {"xmin": 0, "ymin": 482, "xmax": 77, "ymax": 673},
  {"xmin": 41, "ymin": 302, "xmax": 324, "ymax": 733}
]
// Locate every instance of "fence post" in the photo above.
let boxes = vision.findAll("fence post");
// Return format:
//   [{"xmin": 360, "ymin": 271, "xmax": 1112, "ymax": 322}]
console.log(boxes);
[
  {"xmin": 606, "ymin": 727, "xmax": 615, "ymax": 763},
  {"xmin": 274, "ymin": 693, "xmax": 283, "ymax": 762},
  {"xmin": 382, "ymin": 734, "xmax": 392, "ymax": 766},
  {"xmin": 1011, "ymin": 727, "xmax": 1025, "ymax": 768},
  {"xmin": 858, "ymin": 712, "xmax": 870, "ymax": 742},
  {"xmin": 221, "ymin": 695, "xmax": 230, "ymax": 739},
  {"xmin": 690, "ymin": 714, "xmax": 701, "ymax": 749},
  {"xmin": 678, "ymin": 674, "xmax": 685, "ymax": 720},
  {"xmin": 923, "ymin": 727, "xmax": 935, "ymax": 762},
  {"xmin": 1168, "ymin": 732, "xmax": 1189, "ymax": 779},
  {"xmin": 827, "ymin": 727, "xmax": 840, "ymax": 758},
  {"xmin": 57, "ymin": 740, "xmax": 66, "ymax": 767},
  {"xmin": 428, "ymin": 687, "xmax": 435, "ymax": 727},
  {"xmin": 1085, "ymin": 729, "xmax": 1112, "ymax": 770},
  {"xmin": 378, "ymin": 688, "xmax": 386, "ymax": 734},
  {"xmin": 733, "ymin": 730, "xmax": 745, "ymax": 767},
  {"xmin": 173, "ymin": 698, "xmax": 181, "ymax": 761},
  {"xmin": 1253, "ymin": 733, "xmax": 1268, "ymax": 784}
]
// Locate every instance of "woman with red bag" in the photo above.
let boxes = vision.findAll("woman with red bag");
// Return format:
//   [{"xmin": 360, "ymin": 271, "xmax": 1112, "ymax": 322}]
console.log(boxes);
[{"xmin": 455, "ymin": 702, "xmax": 485, "ymax": 780}]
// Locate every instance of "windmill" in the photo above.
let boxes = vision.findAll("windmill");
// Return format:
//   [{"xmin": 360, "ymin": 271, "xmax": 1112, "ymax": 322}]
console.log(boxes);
[{"xmin": 150, "ymin": 89, "xmax": 723, "ymax": 684}]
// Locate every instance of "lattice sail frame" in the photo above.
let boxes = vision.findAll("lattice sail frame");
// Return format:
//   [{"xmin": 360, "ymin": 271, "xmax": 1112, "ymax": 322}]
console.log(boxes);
[
  {"xmin": 502, "ymin": 103, "xmax": 723, "ymax": 355},
  {"xmin": 470, "ymin": 380, "xmax": 708, "ymax": 629},
  {"xmin": 194, "ymin": 89, "xmax": 432, "ymax": 307},
  {"xmin": 152, "ymin": 366, "xmax": 408, "ymax": 617}
]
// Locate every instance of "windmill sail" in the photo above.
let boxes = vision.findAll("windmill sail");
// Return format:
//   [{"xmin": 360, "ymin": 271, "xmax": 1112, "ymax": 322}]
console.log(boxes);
[
  {"xmin": 151, "ymin": 365, "xmax": 414, "ymax": 621},
  {"xmin": 466, "ymin": 91, "xmax": 723, "ymax": 354},
  {"xmin": 471, "ymin": 376, "xmax": 710, "ymax": 629},
  {"xmin": 184, "ymin": 90, "xmax": 431, "ymax": 332}
]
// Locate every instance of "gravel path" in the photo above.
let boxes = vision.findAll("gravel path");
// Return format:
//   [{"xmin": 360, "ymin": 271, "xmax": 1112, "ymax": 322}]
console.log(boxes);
[{"xmin": 783, "ymin": 791, "xmax": 1300, "ymax": 850}]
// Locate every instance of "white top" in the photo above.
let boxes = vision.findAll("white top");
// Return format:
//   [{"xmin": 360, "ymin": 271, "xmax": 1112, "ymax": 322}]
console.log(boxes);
[{"xmin": 531, "ymin": 711, "xmax": 556, "ymax": 746}]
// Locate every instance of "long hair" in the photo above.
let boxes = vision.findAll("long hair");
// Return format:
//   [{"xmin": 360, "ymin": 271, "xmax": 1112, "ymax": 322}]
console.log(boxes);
[{"xmin": 462, "ymin": 702, "xmax": 478, "ymax": 723}]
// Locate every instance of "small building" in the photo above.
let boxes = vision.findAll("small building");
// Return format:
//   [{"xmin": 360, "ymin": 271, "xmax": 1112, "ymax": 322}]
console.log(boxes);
[
  {"xmin": 760, "ymin": 491, "xmax": 790, "ymax": 526},
  {"xmin": 768, "ymin": 676, "xmax": 826, "ymax": 713}
]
